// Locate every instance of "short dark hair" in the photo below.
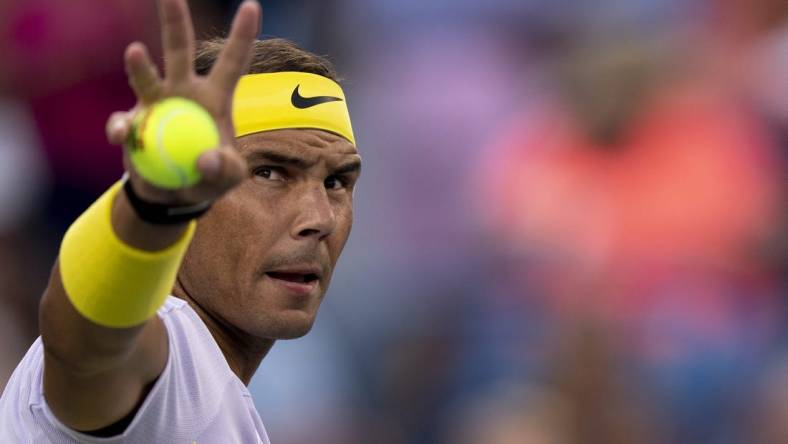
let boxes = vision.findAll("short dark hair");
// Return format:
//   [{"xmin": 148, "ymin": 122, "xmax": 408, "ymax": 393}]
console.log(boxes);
[{"xmin": 194, "ymin": 37, "xmax": 339, "ymax": 82}]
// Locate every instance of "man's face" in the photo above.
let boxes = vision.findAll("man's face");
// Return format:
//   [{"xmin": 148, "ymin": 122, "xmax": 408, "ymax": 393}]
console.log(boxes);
[{"xmin": 179, "ymin": 128, "xmax": 360, "ymax": 340}]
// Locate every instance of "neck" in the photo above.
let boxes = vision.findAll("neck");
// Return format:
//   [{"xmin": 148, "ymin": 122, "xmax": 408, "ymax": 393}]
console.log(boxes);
[{"xmin": 172, "ymin": 279, "xmax": 275, "ymax": 385}]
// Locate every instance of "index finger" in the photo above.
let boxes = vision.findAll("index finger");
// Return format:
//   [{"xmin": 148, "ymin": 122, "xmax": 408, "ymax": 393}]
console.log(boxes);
[
  {"xmin": 159, "ymin": 0, "xmax": 196, "ymax": 82},
  {"xmin": 207, "ymin": 0, "xmax": 261, "ymax": 92}
]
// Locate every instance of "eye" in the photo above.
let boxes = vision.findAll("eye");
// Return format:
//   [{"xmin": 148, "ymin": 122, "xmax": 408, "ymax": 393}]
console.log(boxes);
[
  {"xmin": 254, "ymin": 166, "xmax": 286, "ymax": 182},
  {"xmin": 324, "ymin": 175, "xmax": 347, "ymax": 191}
]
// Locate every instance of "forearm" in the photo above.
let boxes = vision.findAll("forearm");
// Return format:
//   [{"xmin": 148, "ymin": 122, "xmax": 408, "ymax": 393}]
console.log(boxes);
[
  {"xmin": 38, "ymin": 181, "xmax": 187, "ymax": 430},
  {"xmin": 39, "ymin": 263, "xmax": 165, "ymax": 374},
  {"xmin": 40, "ymin": 181, "xmax": 191, "ymax": 371},
  {"xmin": 39, "ymin": 260, "xmax": 169, "ymax": 431}
]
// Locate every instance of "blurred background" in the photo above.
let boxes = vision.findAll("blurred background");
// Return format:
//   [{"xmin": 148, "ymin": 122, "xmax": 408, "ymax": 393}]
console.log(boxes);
[{"xmin": 0, "ymin": 0, "xmax": 786, "ymax": 442}]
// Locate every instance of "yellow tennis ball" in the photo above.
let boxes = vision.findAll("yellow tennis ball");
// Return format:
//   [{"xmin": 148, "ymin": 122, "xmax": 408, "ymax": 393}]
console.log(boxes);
[{"xmin": 126, "ymin": 97, "xmax": 219, "ymax": 189}]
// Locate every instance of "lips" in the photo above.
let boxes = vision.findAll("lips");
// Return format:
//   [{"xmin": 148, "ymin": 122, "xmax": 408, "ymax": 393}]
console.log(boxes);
[
  {"xmin": 265, "ymin": 271, "xmax": 320, "ymax": 283},
  {"xmin": 264, "ymin": 266, "xmax": 322, "ymax": 296}
]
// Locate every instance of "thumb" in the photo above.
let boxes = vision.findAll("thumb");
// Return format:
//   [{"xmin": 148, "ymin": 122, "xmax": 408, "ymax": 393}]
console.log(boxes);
[
  {"xmin": 106, "ymin": 111, "xmax": 135, "ymax": 145},
  {"xmin": 194, "ymin": 145, "xmax": 249, "ymax": 196}
]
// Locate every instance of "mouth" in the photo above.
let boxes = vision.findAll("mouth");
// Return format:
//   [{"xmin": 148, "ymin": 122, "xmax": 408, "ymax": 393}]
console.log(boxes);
[
  {"xmin": 265, "ymin": 271, "xmax": 320, "ymax": 284},
  {"xmin": 264, "ymin": 267, "xmax": 322, "ymax": 296}
]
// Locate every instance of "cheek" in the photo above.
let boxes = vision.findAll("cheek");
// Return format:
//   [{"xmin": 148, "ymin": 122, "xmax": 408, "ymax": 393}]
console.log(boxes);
[
  {"xmin": 189, "ymin": 185, "xmax": 282, "ymax": 291},
  {"xmin": 220, "ymin": 185, "xmax": 282, "ymax": 262},
  {"xmin": 329, "ymin": 206, "xmax": 354, "ymax": 261},
  {"xmin": 185, "ymin": 212, "xmax": 244, "ymax": 298}
]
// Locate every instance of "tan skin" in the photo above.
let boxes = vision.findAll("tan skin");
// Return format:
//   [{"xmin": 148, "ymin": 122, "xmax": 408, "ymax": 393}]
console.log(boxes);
[
  {"xmin": 175, "ymin": 128, "xmax": 360, "ymax": 383},
  {"xmin": 38, "ymin": 0, "xmax": 360, "ymax": 433}
]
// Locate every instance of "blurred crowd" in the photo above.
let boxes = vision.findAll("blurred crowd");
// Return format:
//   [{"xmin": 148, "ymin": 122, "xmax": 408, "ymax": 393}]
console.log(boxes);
[{"xmin": 0, "ymin": 0, "xmax": 785, "ymax": 443}]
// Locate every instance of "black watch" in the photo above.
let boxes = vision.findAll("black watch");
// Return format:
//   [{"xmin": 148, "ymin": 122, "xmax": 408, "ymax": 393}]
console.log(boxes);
[{"xmin": 122, "ymin": 178, "xmax": 212, "ymax": 225}]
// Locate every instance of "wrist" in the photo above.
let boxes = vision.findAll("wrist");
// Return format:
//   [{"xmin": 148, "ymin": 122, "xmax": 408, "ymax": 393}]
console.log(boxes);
[
  {"xmin": 122, "ymin": 175, "xmax": 212, "ymax": 225},
  {"xmin": 112, "ymin": 188, "xmax": 191, "ymax": 252}
]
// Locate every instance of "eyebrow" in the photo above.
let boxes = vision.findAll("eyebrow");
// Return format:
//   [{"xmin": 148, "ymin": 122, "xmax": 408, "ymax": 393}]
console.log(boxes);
[
  {"xmin": 249, "ymin": 151, "xmax": 314, "ymax": 169},
  {"xmin": 332, "ymin": 160, "xmax": 362, "ymax": 176},
  {"xmin": 248, "ymin": 150, "xmax": 361, "ymax": 175}
]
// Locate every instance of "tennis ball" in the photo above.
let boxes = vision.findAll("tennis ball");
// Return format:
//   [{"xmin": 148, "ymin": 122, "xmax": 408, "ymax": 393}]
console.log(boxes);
[{"xmin": 126, "ymin": 97, "xmax": 219, "ymax": 189}]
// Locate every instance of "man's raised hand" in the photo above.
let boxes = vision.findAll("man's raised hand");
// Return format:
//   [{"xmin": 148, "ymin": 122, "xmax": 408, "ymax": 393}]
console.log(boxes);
[{"xmin": 106, "ymin": 0, "xmax": 261, "ymax": 205}]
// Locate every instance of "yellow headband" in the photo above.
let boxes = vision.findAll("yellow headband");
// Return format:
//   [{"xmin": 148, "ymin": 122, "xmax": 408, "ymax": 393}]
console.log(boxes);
[{"xmin": 232, "ymin": 72, "xmax": 355, "ymax": 145}]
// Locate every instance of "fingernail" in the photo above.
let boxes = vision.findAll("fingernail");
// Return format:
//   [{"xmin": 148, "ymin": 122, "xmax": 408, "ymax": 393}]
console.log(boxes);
[{"xmin": 199, "ymin": 150, "xmax": 222, "ymax": 177}]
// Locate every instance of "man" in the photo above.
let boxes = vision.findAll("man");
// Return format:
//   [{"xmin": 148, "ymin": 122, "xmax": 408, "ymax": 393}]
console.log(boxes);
[{"xmin": 0, "ymin": 0, "xmax": 361, "ymax": 442}]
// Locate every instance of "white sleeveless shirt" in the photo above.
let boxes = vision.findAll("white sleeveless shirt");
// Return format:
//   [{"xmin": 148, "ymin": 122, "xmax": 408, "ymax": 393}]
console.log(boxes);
[{"xmin": 0, "ymin": 297, "xmax": 271, "ymax": 443}]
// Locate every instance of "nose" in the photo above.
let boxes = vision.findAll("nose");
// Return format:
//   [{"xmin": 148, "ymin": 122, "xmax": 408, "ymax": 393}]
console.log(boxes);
[{"xmin": 290, "ymin": 184, "xmax": 337, "ymax": 240}]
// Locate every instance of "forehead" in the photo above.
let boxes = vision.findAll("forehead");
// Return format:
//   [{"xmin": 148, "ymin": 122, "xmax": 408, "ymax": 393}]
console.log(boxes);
[{"xmin": 236, "ymin": 128, "xmax": 359, "ymax": 163}]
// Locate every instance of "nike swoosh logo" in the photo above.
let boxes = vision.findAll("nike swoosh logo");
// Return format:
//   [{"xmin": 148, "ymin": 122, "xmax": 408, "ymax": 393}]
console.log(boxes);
[{"xmin": 291, "ymin": 85, "xmax": 343, "ymax": 109}]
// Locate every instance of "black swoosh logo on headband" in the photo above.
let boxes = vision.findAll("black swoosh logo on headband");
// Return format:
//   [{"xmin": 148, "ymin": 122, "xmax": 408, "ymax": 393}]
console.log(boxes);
[{"xmin": 291, "ymin": 85, "xmax": 343, "ymax": 109}]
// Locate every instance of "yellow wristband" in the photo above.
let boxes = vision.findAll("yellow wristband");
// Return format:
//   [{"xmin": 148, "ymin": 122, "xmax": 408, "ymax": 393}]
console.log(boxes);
[{"xmin": 59, "ymin": 181, "xmax": 195, "ymax": 328}]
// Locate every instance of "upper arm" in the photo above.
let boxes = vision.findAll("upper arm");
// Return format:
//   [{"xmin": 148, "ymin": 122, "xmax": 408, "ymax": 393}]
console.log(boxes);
[{"xmin": 39, "ymin": 261, "xmax": 169, "ymax": 433}]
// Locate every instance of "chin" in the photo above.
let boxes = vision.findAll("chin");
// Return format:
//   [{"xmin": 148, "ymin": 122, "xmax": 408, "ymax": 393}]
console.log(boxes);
[
  {"xmin": 254, "ymin": 309, "xmax": 317, "ymax": 340},
  {"xmin": 273, "ymin": 326, "xmax": 313, "ymax": 340}
]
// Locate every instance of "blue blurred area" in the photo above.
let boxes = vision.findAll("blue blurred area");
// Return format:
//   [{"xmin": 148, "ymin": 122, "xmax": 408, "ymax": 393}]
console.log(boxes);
[{"xmin": 0, "ymin": 0, "xmax": 786, "ymax": 443}]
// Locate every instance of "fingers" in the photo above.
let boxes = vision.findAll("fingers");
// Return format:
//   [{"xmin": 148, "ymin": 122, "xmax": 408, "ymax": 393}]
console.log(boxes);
[
  {"xmin": 106, "ymin": 111, "xmax": 134, "ymax": 145},
  {"xmin": 123, "ymin": 145, "xmax": 247, "ymax": 205},
  {"xmin": 208, "ymin": 0, "xmax": 261, "ymax": 92},
  {"xmin": 159, "ymin": 0, "xmax": 195, "ymax": 82},
  {"xmin": 195, "ymin": 145, "xmax": 248, "ymax": 194},
  {"xmin": 125, "ymin": 42, "xmax": 162, "ymax": 103}
]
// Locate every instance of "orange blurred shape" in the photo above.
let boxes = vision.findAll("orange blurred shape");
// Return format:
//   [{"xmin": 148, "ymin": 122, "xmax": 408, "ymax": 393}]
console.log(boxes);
[{"xmin": 481, "ymin": 83, "xmax": 782, "ymax": 276}]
